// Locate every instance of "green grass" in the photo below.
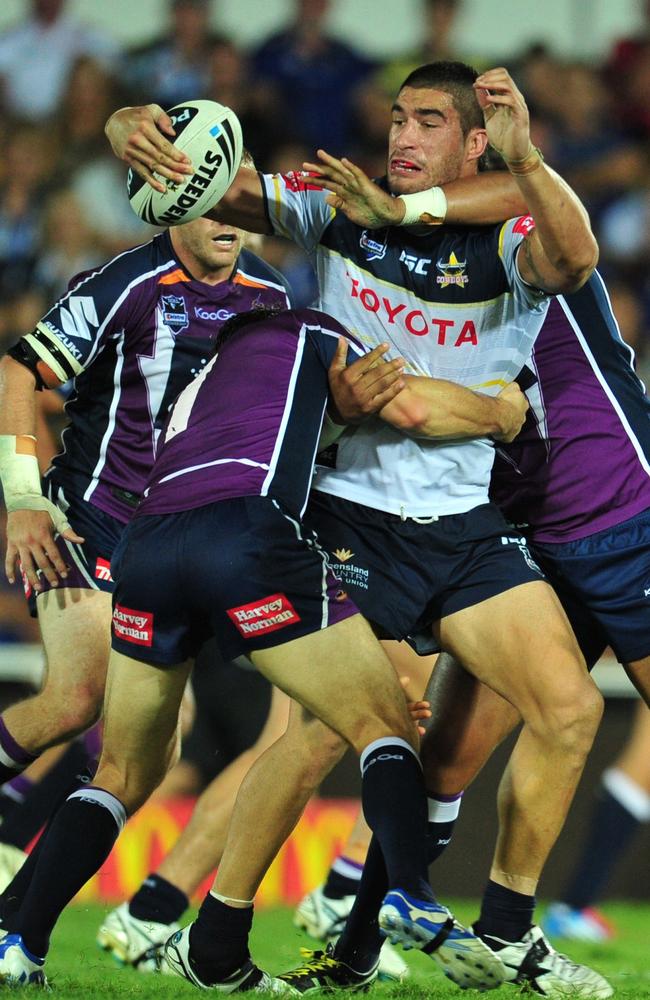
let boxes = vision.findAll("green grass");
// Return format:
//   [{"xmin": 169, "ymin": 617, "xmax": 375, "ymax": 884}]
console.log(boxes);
[{"xmin": 8, "ymin": 901, "xmax": 650, "ymax": 997}]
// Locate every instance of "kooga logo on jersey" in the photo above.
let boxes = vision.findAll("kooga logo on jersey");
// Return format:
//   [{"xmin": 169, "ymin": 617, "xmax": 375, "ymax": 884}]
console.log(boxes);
[{"xmin": 194, "ymin": 306, "xmax": 235, "ymax": 322}]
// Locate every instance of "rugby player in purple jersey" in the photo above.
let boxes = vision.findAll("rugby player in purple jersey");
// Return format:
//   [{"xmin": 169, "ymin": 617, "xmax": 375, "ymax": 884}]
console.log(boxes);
[{"xmin": 0, "ymin": 305, "xmax": 529, "ymax": 989}]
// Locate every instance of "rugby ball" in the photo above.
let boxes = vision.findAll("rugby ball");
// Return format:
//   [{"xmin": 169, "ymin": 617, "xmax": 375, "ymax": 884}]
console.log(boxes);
[{"xmin": 127, "ymin": 100, "xmax": 243, "ymax": 227}]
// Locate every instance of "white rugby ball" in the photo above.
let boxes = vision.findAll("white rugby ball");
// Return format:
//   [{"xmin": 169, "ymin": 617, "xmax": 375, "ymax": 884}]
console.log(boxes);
[{"xmin": 127, "ymin": 100, "xmax": 243, "ymax": 226}]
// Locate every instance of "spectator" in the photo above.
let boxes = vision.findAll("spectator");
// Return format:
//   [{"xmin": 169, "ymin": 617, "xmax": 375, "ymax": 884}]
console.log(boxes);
[
  {"xmin": 123, "ymin": 0, "xmax": 216, "ymax": 108},
  {"xmin": 0, "ymin": 0, "xmax": 120, "ymax": 123},
  {"xmin": 251, "ymin": 0, "xmax": 375, "ymax": 156}
]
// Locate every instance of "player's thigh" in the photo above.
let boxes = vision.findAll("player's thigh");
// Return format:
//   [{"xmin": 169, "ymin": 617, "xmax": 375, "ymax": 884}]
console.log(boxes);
[
  {"xmin": 382, "ymin": 639, "xmax": 437, "ymax": 700},
  {"xmin": 37, "ymin": 587, "xmax": 113, "ymax": 694},
  {"xmin": 624, "ymin": 655, "xmax": 650, "ymax": 706},
  {"xmin": 102, "ymin": 651, "xmax": 192, "ymax": 773},
  {"xmin": 251, "ymin": 614, "xmax": 414, "ymax": 747},
  {"xmin": 253, "ymin": 686, "xmax": 291, "ymax": 753},
  {"xmin": 437, "ymin": 580, "xmax": 594, "ymax": 720}
]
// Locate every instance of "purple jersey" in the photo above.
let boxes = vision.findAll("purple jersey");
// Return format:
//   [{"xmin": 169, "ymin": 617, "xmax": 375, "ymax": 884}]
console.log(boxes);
[
  {"xmin": 491, "ymin": 271, "xmax": 650, "ymax": 543},
  {"xmin": 138, "ymin": 308, "xmax": 365, "ymax": 519},
  {"xmin": 25, "ymin": 231, "xmax": 291, "ymax": 522}
]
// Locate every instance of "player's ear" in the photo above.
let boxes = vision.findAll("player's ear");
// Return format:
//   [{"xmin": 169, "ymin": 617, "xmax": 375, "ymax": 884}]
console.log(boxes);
[{"xmin": 465, "ymin": 126, "xmax": 488, "ymax": 165}]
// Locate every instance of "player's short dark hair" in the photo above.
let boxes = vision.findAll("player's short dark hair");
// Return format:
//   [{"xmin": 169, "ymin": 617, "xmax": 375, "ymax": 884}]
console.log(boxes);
[
  {"xmin": 398, "ymin": 61, "xmax": 483, "ymax": 137},
  {"xmin": 215, "ymin": 306, "xmax": 283, "ymax": 351}
]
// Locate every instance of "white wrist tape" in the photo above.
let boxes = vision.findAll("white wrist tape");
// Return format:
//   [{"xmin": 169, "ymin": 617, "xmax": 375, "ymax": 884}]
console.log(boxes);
[
  {"xmin": 0, "ymin": 435, "xmax": 71, "ymax": 534},
  {"xmin": 399, "ymin": 187, "xmax": 448, "ymax": 226},
  {"xmin": 318, "ymin": 411, "xmax": 347, "ymax": 451}
]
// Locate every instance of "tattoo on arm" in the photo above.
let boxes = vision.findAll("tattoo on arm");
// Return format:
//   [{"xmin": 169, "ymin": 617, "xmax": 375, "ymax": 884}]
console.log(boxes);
[{"xmin": 523, "ymin": 236, "xmax": 547, "ymax": 290}]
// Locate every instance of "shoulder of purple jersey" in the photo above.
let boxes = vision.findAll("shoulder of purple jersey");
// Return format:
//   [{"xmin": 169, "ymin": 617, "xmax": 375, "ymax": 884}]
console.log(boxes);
[
  {"xmin": 299, "ymin": 308, "xmax": 365, "ymax": 357},
  {"xmin": 237, "ymin": 247, "xmax": 294, "ymax": 304}
]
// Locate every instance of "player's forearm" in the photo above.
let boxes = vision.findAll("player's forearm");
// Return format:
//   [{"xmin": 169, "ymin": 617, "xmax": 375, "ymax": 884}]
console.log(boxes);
[
  {"xmin": 513, "ymin": 162, "xmax": 598, "ymax": 292},
  {"xmin": 380, "ymin": 376, "xmax": 509, "ymax": 440},
  {"xmin": 0, "ymin": 357, "xmax": 37, "ymax": 437},
  {"xmin": 442, "ymin": 171, "xmax": 527, "ymax": 225},
  {"xmin": 206, "ymin": 166, "xmax": 273, "ymax": 234}
]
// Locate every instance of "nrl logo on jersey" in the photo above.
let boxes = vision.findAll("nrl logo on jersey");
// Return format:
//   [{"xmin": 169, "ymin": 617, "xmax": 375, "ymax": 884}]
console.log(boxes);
[
  {"xmin": 161, "ymin": 294, "xmax": 189, "ymax": 333},
  {"xmin": 436, "ymin": 251, "xmax": 469, "ymax": 288},
  {"xmin": 360, "ymin": 229, "xmax": 388, "ymax": 262}
]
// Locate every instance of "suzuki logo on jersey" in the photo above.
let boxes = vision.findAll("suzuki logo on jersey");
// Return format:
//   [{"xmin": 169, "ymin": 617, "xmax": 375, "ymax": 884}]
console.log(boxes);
[
  {"xmin": 54, "ymin": 296, "xmax": 99, "ymax": 343},
  {"xmin": 94, "ymin": 557, "xmax": 113, "ymax": 583},
  {"xmin": 160, "ymin": 295, "xmax": 189, "ymax": 334},
  {"xmin": 112, "ymin": 605, "xmax": 154, "ymax": 646},
  {"xmin": 227, "ymin": 593, "xmax": 301, "ymax": 637},
  {"xmin": 348, "ymin": 277, "xmax": 478, "ymax": 345},
  {"xmin": 436, "ymin": 252, "xmax": 469, "ymax": 288},
  {"xmin": 359, "ymin": 230, "xmax": 388, "ymax": 262},
  {"xmin": 399, "ymin": 250, "xmax": 432, "ymax": 275},
  {"xmin": 194, "ymin": 306, "xmax": 236, "ymax": 322}
]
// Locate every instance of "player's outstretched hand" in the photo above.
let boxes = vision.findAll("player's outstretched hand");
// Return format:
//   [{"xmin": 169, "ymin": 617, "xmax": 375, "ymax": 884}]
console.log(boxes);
[
  {"xmin": 303, "ymin": 150, "xmax": 405, "ymax": 229},
  {"xmin": 5, "ymin": 508, "xmax": 84, "ymax": 591},
  {"xmin": 328, "ymin": 339, "xmax": 405, "ymax": 424},
  {"xmin": 105, "ymin": 104, "xmax": 194, "ymax": 193},
  {"xmin": 474, "ymin": 68, "xmax": 532, "ymax": 163},
  {"xmin": 493, "ymin": 382, "xmax": 529, "ymax": 443}
]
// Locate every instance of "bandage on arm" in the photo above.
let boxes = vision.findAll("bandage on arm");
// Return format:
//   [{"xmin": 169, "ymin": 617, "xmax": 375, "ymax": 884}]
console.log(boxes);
[
  {"xmin": 398, "ymin": 187, "xmax": 448, "ymax": 226},
  {"xmin": 0, "ymin": 435, "xmax": 71, "ymax": 534}
]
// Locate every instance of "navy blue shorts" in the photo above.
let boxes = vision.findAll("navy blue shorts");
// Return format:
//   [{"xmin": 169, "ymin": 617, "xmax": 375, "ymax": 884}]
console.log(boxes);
[
  {"xmin": 25, "ymin": 476, "xmax": 125, "ymax": 613},
  {"xmin": 531, "ymin": 507, "xmax": 650, "ymax": 667},
  {"xmin": 304, "ymin": 492, "xmax": 545, "ymax": 652},
  {"xmin": 110, "ymin": 495, "xmax": 359, "ymax": 665}
]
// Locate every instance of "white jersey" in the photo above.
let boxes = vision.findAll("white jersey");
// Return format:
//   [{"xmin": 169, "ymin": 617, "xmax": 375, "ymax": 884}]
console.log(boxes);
[{"xmin": 261, "ymin": 171, "xmax": 550, "ymax": 517}]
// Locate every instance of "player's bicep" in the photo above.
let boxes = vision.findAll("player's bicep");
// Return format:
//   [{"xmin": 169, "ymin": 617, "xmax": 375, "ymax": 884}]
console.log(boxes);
[{"xmin": 516, "ymin": 231, "xmax": 566, "ymax": 294}]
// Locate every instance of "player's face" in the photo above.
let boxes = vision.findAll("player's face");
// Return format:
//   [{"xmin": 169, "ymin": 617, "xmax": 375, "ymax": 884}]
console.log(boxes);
[
  {"xmin": 387, "ymin": 86, "xmax": 478, "ymax": 194},
  {"xmin": 172, "ymin": 218, "xmax": 243, "ymax": 283}
]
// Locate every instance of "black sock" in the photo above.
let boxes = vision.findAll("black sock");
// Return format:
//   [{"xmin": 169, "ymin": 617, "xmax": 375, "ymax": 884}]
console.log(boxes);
[
  {"xmin": 0, "ymin": 761, "xmax": 98, "ymax": 932},
  {"xmin": 0, "ymin": 717, "xmax": 36, "ymax": 785},
  {"xmin": 0, "ymin": 776, "xmax": 33, "ymax": 826},
  {"xmin": 323, "ymin": 858, "xmax": 362, "ymax": 900},
  {"xmin": 129, "ymin": 873, "xmax": 189, "ymax": 925},
  {"xmin": 474, "ymin": 879, "xmax": 535, "ymax": 943},
  {"xmin": 360, "ymin": 738, "xmax": 432, "ymax": 899},
  {"xmin": 426, "ymin": 818, "xmax": 458, "ymax": 863},
  {"xmin": 16, "ymin": 788, "xmax": 126, "ymax": 957},
  {"xmin": 334, "ymin": 837, "xmax": 386, "ymax": 973},
  {"xmin": 188, "ymin": 893, "xmax": 252, "ymax": 983},
  {"xmin": 563, "ymin": 777, "xmax": 643, "ymax": 910},
  {"xmin": 0, "ymin": 743, "xmax": 93, "ymax": 850}
]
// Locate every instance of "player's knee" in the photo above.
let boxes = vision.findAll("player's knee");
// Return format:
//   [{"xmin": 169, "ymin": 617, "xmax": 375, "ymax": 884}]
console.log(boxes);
[
  {"xmin": 95, "ymin": 756, "xmax": 166, "ymax": 815},
  {"xmin": 33, "ymin": 680, "xmax": 103, "ymax": 742},
  {"xmin": 537, "ymin": 676, "xmax": 603, "ymax": 755}
]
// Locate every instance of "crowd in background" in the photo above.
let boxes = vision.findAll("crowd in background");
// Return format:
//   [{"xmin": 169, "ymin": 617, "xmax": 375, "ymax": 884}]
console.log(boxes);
[{"xmin": 1, "ymin": 0, "xmax": 650, "ymax": 641}]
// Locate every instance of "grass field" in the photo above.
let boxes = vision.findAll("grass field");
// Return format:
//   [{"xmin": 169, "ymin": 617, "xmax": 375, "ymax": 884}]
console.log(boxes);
[{"xmin": 5, "ymin": 900, "xmax": 646, "ymax": 998}]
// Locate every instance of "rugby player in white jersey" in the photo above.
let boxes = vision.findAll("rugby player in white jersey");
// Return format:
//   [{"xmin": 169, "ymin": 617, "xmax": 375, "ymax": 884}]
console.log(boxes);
[{"xmin": 104, "ymin": 61, "xmax": 607, "ymax": 996}]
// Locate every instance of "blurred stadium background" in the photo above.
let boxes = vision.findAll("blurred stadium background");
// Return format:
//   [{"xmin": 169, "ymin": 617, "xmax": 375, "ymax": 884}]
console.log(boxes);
[{"xmin": 0, "ymin": 0, "xmax": 648, "ymax": 916}]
